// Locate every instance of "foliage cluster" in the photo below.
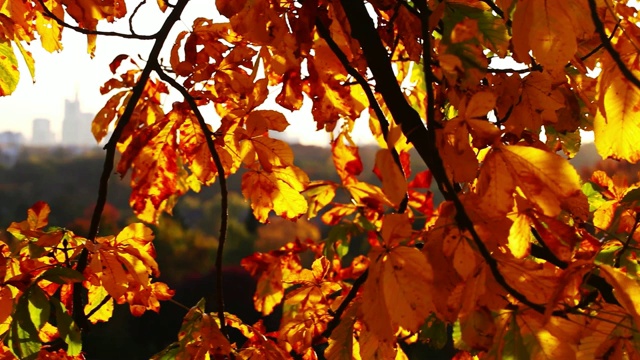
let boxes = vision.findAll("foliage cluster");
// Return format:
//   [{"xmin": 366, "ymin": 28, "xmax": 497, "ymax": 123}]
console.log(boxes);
[{"xmin": 4, "ymin": 0, "xmax": 640, "ymax": 359}]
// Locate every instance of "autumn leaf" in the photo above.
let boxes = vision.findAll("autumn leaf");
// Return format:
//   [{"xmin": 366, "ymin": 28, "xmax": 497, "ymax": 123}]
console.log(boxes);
[
  {"xmin": 512, "ymin": 0, "xmax": 592, "ymax": 69},
  {"xmin": 325, "ymin": 303, "xmax": 360, "ymax": 360},
  {"xmin": 153, "ymin": 299, "xmax": 231, "ymax": 360},
  {"xmin": 84, "ymin": 284, "xmax": 113, "ymax": 324},
  {"xmin": 374, "ymin": 149, "xmax": 407, "ymax": 207},
  {"xmin": 35, "ymin": 0, "xmax": 63, "ymax": 53},
  {"xmin": 304, "ymin": 181, "xmax": 338, "ymax": 219},
  {"xmin": 594, "ymin": 62, "xmax": 640, "ymax": 163},
  {"xmin": 0, "ymin": 40, "xmax": 19, "ymax": 96},
  {"xmin": 242, "ymin": 249, "xmax": 302, "ymax": 316},
  {"xmin": 362, "ymin": 246, "xmax": 435, "ymax": 341},
  {"xmin": 241, "ymin": 167, "xmax": 309, "ymax": 223}
]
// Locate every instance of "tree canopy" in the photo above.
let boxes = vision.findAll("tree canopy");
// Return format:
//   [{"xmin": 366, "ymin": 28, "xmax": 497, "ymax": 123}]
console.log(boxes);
[{"xmin": 3, "ymin": 0, "xmax": 640, "ymax": 358}]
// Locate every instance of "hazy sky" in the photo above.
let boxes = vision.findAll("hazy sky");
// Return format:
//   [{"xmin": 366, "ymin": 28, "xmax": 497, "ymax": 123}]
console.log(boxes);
[
  {"xmin": 0, "ymin": 0, "xmax": 374, "ymax": 147},
  {"xmin": 1, "ymin": 2, "xmax": 600, "ymax": 147}
]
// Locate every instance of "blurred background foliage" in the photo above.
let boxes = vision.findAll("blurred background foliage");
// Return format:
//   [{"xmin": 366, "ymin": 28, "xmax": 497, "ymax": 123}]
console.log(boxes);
[{"xmin": 0, "ymin": 143, "xmax": 621, "ymax": 358}]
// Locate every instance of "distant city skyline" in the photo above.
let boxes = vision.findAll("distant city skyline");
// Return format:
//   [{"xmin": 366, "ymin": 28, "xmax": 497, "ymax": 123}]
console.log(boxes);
[
  {"xmin": 29, "ymin": 94, "xmax": 98, "ymax": 147},
  {"xmin": 0, "ymin": 3, "xmax": 360, "ymax": 149}
]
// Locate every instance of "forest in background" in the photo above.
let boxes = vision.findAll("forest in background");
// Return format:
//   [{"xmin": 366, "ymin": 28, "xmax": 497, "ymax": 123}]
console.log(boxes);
[{"xmin": 0, "ymin": 141, "xmax": 630, "ymax": 358}]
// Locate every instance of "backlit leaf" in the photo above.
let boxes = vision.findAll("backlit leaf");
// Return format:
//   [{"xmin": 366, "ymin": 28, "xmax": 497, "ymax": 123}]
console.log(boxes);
[
  {"xmin": 362, "ymin": 246, "xmax": 435, "ymax": 340},
  {"xmin": 476, "ymin": 144, "xmax": 584, "ymax": 218},
  {"xmin": 241, "ymin": 167, "xmax": 309, "ymax": 223},
  {"xmin": 375, "ymin": 149, "xmax": 407, "ymax": 207},
  {"xmin": 594, "ymin": 64, "xmax": 640, "ymax": 163},
  {"xmin": 0, "ymin": 40, "xmax": 19, "ymax": 96}
]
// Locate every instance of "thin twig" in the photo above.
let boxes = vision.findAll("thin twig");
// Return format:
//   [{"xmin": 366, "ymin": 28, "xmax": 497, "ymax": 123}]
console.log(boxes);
[
  {"xmin": 36, "ymin": 0, "xmax": 155, "ymax": 40},
  {"xmin": 530, "ymin": 227, "xmax": 567, "ymax": 269},
  {"xmin": 615, "ymin": 213, "xmax": 640, "ymax": 267},
  {"xmin": 315, "ymin": 18, "xmax": 409, "ymax": 213},
  {"xmin": 85, "ymin": 295, "xmax": 112, "ymax": 319},
  {"xmin": 479, "ymin": 0, "xmax": 505, "ymax": 18},
  {"xmin": 156, "ymin": 69, "xmax": 230, "ymax": 339},
  {"xmin": 320, "ymin": 270, "xmax": 368, "ymax": 339},
  {"xmin": 588, "ymin": 0, "xmax": 640, "ymax": 88},
  {"xmin": 72, "ymin": 0, "xmax": 190, "ymax": 331},
  {"xmin": 129, "ymin": 0, "xmax": 148, "ymax": 37},
  {"xmin": 578, "ymin": 23, "xmax": 620, "ymax": 63},
  {"xmin": 488, "ymin": 66, "xmax": 542, "ymax": 74}
]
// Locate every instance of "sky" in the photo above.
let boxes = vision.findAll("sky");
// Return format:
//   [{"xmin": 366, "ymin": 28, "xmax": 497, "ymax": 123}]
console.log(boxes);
[
  {"xmin": 0, "ymin": 1, "xmax": 600, "ymax": 147},
  {"xmin": 0, "ymin": 0, "xmax": 374, "ymax": 147}
]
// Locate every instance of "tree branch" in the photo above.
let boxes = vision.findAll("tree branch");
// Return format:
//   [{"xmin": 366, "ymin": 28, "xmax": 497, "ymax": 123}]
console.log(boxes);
[
  {"xmin": 340, "ymin": 0, "xmax": 546, "ymax": 314},
  {"xmin": 85, "ymin": 295, "xmax": 112, "ymax": 320},
  {"xmin": 488, "ymin": 65, "xmax": 542, "ymax": 74},
  {"xmin": 615, "ymin": 212, "xmax": 640, "ymax": 268},
  {"xmin": 320, "ymin": 269, "xmax": 368, "ymax": 339},
  {"xmin": 36, "ymin": 0, "xmax": 156, "ymax": 40},
  {"xmin": 588, "ymin": 0, "xmax": 640, "ymax": 88},
  {"xmin": 129, "ymin": 0, "xmax": 148, "ymax": 37},
  {"xmin": 155, "ymin": 69, "xmax": 231, "ymax": 339},
  {"xmin": 72, "ymin": 0, "xmax": 190, "ymax": 331},
  {"xmin": 315, "ymin": 18, "xmax": 409, "ymax": 213}
]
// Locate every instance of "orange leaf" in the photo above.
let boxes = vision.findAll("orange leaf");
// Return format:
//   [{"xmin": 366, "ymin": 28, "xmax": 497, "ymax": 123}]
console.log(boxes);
[
  {"xmin": 374, "ymin": 149, "xmax": 407, "ymax": 207},
  {"xmin": 362, "ymin": 246, "xmax": 435, "ymax": 340},
  {"xmin": 476, "ymin": 144, "xmax": 585, "ymax": 219}
]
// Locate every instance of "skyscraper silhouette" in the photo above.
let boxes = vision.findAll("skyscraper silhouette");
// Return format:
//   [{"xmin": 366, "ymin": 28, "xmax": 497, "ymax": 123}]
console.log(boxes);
[
  {"xmin": 61, "ymin": 92, "xmax": 96, "ymax": 147},
  {"xmin": 32, "ymin": 118, "xmax": 55, "ymax": 146}
]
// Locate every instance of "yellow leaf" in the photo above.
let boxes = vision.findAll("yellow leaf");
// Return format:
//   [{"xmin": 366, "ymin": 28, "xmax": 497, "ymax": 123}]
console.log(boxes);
[
  {"xmin": 0, "ymin": 40, "xmax": 20, "ymax": 96},
  {"xmin": 594, "ymin": 70, "xmax": 640, "ymax": 163},
  {"xmin": 507, "ymin": 212, "xmax": 533, "ymax": 259},
  {"xmin": 35, "ymin": 0, "xmax": 63, "ymax": 53},
  {"xmin": 90, "ymin": 251, "xmax": 128, "ymax": 299},
  {"xmin": 252, "ymin": 137, "xmax": 294, "ymax": 172},
  {"xmin": 241, "ymin": 167, "xmax": 309, "ymax": 223},
  {"xmin": 84, "ymin": 284, "xmax": 113, "ymax": 324},
  {"xmin": 304, "ymin": 181, "xmax": 337, "ymax": 219}
]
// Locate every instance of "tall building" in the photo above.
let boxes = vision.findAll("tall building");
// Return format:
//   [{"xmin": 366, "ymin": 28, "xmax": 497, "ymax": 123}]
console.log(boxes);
[
  {"xmin": 61, "ymin": 93, "xmax": 96, "ymax": 147},
  {"xmin": 0, "ymin": 131, "xmax": 24, "ymax": 167},
  {"xmin": 31, "ymin": 118, "xmax": 56, "ymax": 146}
]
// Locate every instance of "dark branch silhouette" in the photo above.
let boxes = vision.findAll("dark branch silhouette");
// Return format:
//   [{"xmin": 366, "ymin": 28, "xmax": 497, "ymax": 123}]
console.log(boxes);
[
  {"xmin": 341, "ymin": 0, "xmax": 547, "ymax": 314},
  {"xmin": 36, "ymin": 0, "xmax": 156, "ymax": 40},
  {"xmin": 315, "ymin": 18, "xmax": 409, "ymax": 214},
  {"xmin": 72, "ymin": 0, "xmax": 190, "ymax": 331},
  {"xmin": 156, "ymin": 68, "xmax": 231, "ymax": 339},
  {"xmin": 588, "ymin": 0, "xmax": 640, "ymax": 88}
]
